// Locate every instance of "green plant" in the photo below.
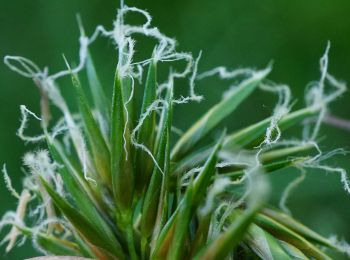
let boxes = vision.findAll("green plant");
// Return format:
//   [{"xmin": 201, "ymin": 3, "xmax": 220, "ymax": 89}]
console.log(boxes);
[{"xmin": 1, "ymin": 2, "xmax": 350, "ymax": 259}]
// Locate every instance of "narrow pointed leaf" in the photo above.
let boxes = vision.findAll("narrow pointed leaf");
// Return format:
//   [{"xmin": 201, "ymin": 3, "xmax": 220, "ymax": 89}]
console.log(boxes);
[
  {"xmin": 141, "ymin": 86, "xmax": 172, "ymax": 240},
  {"xmin": 47, "ymin": 138, "xmax": 116, "ymax": 239},
  {"xmin": 195, "ymin": 202, "xmax": 262, "ymax": 260},
  {"xmin": 136, "ymin": 60, "xmax": 157, "ymax": 192},
  {"xmin": 86, "ymin": 51, "xmax": 110, "ymax": 123},
  {"xmin": 245, "ymin": 223, "xmax": 294, "ymax": 260},
  {"xmin": 259, "ymin": 143, "xmax": 315, "ymax": 163},
  {"xmin": 110, "ymin": 71, "xmax": 134, "ymax": 211},
  {"xmin": 262, "ymin": 208, "xmax": 337, "ymax": 249},
  {"xmin": 39, "ymin": 177, "xmax": 125, "ymax": 259},
  {"xmin": 69, "ymin": 70, "xmax": 111, "ymax": 185},
  {"xmin": 223, "ymin": 107, "xmax": 318, "ymax": 150},
  {"xmin": 166, "ymin": 134, "xmax": 224, "ymax": 260},
  {"xmin": 36, "ymin": 235, "xmax": 82, "ymax": 256},
  {"xmin": 172, "ymin": 67, "xmax": 271, "ymax": 160},
  {"xmin": 220, "ymin": 157, "xmax": 308, "ymax": 180},
  {"xmin": 279, "ymin": 240, "xmax": 310, "ymax": 260},
  {"xmin": 254, "ymin": 213, "xmax": 331, "ymax": 259}
]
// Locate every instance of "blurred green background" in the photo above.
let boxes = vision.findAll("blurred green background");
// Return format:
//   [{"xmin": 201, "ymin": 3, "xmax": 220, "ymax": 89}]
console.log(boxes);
[{"xmin": 1, "ymin": 0, "xmax": 349, "ymax": 259}]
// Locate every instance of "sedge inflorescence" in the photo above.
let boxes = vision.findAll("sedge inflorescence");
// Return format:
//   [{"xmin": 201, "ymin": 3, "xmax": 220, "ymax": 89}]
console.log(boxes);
[{"xmin": 1, "ymin": 1, "xmax": 350, "ymax": 259}]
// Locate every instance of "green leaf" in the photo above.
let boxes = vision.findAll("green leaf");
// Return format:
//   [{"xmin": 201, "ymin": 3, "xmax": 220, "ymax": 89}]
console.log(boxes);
[
  {"xmin": 110, "ymin": 71, "xmax": 134, "ymax": 211},
  {"xmin": 36, "ymin": 235, "xmax": 82, "ymax": 256},
  {"xmin": 195, "ymin": 203, "xmax": 262, "ymax": 260},
  {"xmin": 259, "ymin": 143, "xmax": 315, "ymax": 163},
  {"xmin": 279, "ymin": 240, "xmax": 309, "ymax": 260},
  {"xmin": 166, "ymin": 133, "xmax": 224, "ymax": 260},
  {"xmin": 141, "ymin": 86, "xmax": 172, "ymax": 242},
  {"xmin": 47, "ymin": 138, "xmax": 116, "ymax": 240},
  {"xmin": 173, "ymin": 143, "xmax": 312, "ymax": 180},
  {"xmin": 110, "ymin": 70, "xmax": 137, "ymax": 260},
  {"xmin": 40, "ymin": 177, "xmax": 125, "ymax": 259},
  {"xmin": 171, "ymin": 145, "xmax": 212, "ymax": 177},
  {"xmin": 122, "ymin": 76, "xmax": 135, "ymax": 129},
  {"xmin": 254, "ymin": 213, "xmax": 331, "ymax": 260},
  {"xmin": 152, "ymin": 122, "xmax": 172, "ymax": 247},
  {"xmin": 262, "ymin": 208, "xmax": 337, "ymax": 249},
  {"xmin": 220, "ymin": 157, "xmax": 307, "ymax": 180},
  {"xmin": 12, "ymin": 225, "xmax": 84, "ymax": 257},
  {"xmin": 86, "ymin": 50, "xmax": 110, "ymax": 124},
  {"xmin": 136, "ymin": 60, "xmax": 157, "ymax": 193},
  {"xmin": 68, "ymin": 65, "xmax": 111, "ymax": 186},
  {"xmin": 171, "ymin": 67, "xmax": 271, "ymax": 160},
  {"xmin": 245, "ymin": 223, "xmax": 295, "ymax": 260},
  {"xmin": 223, "ymin": 107, "xmax": 318, "ymax": 151}
]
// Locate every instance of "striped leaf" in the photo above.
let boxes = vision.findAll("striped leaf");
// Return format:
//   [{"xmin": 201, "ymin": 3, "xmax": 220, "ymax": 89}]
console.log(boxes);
[
  {"xmin": 223, "ymin": 107, "xmax": 318, "ymax": 151},
  {"xmin": 254, "ymin": 213, "xmax": 331, "ymax": 259},
  {"xmin": 40, "ymin": 177, "xmax": 125, "ymax": 259},
  {"xmin": 136, "ymin": 60, "xmax": 158, "ymax": 193},
  {"xmin": 69, "ymin": 68, "xmax": 111, "ymax": 186},
  {"xmin": 166, "ymin": 134, "xmax": 224, "ymax": 260},
  {"xmin": 171, "ymin": 68, "xmax": 271, "ymax": 160},
  {"xmin": 262, "ymin": 208, "xmax": 337, "ymax": 249}
]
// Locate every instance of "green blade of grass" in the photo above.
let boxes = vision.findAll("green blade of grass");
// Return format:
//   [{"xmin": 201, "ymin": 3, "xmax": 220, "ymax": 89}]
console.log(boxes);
[
  {"xmin": 245, "ymin": 223, "xmax": 295, "ymax": 260},
  {"xmin": 173, "ymin": 142, "xmax": 313, "ymax": 179},
  {"xmin": 254, "ymin": 213, "xmax": 331, "ymax": 260},
  {"xmin": 279, "ymin": 240, "xmax": 310, "ymax": 260},
  {"xmin": 39, "ymin": 177, "xmax": 125, "ymax": 259},
  {"xmin": 68, "ymin": 65, "xmax": 111, "ymax": 186},
  {"xmin": 262, "ymin": 208, "xmax": 337, "ymax": 249},
  {"xmin": 110, "ymin": 71, "xmax": 134, "ymax": 211},
  {"xmin": 152, "ymin": 104, "xmax": 173, "ymax": 247},
  {"xmin": 36, "ymin": 235, "xmax": 82, "ymax": 256},
  {"xmin": 86, "ymin": 51, "xmax": 110, "ymax": 124},
  {"xmin": 223, "ymin": 107, "xmax": 318, "ymax": 151},
  {"xmin": 171, "ymin": 67, "xmax": 271, "ymax": 161},
  {"xmin": 166, "ymin": 134, "xmax": 224, "ymax": 260},
  {"xmin": 173, "ymin": 107, "xmax": 318, "ymax": 177},
  {"xmin": 136, "ymin": 60, "xmax": 157, "ymax": 193},
  {"xmin": 13, "ymin": 225, "xmax": 84, "ymax": 257},
  {"xmin": 194, "ymin": 202, "xmax": 263, "ymax": 260},
  {"xmin": 141, "ymin": 86, "xmax": 172, "ymax": 251},
  {"xmin": 47, "ymin": 138, "xmax": 116, "ymax": 239},
  {"xmin": 110, "ymin": 70, "xmax": 137, "ymax": 260},
  {"xmin": 220, "ymin": 157, "xmax": 308, "ymax": 180},
  {"xmin": 259, "ymin": 143, "xmax": 315, "ymax": 163}
]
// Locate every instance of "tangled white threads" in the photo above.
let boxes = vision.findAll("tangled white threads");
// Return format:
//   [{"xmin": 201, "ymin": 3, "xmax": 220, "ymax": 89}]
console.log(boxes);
[
  {"xmin": 208, "ymin": 202, "xmax": 230, "ymax": 240},
  {"xmin": 23, "ymin": 150, "xmax": 57, "ymax": 179},
  {"xmin": 123, "ymin": 76, "xmax": 135, "ymax": 160},
  {"xmin": 197, "ymin": 66, "xmax": 255, "ymax": 80},
  {"xmin": 23, "ymin": 150, "xmax": 67, "ymax": 197},
  {"xmin": 298, "ymin": 144, "xmax": 350, "ymax": 194},
  {"xmin": 81, "ymin": 141, "xmax": 96, "ymax": 185},
  {"xmin": 188, "ymin": 52, "xmax": 204, "ymax": 102},
  {"xmin": 199, "ymin": 178, "xmax": 231, "ymax": 217},
  {"xmin": 131, "ymin": 99, "xmax": 168, "ymax": 175},
  {"xmin": 2, "ymin": 165, "xmax": 20, "ymax": 199},
  {"xmin": 0, "ymin": 190, "xmax": 31, "ymax": 252},
  {"xmin": 259, "ymin": 83, "xmax": 291, "ymax": 146},
  {"xmin": 181, "ymin": 160, "xmax": 250, "ymax": 187},
  {"xmin": 304, "ymin": 42, "xmax": 346, "ymax": 140},
  {"xmin": 31, "ymin": 218, "xmax": 71, "ymax": 255},
  {"xmin": 279, "ymin": 168, "xmax": 306, "ymax": 215},
  {"xmin": 18, "ymin": 105, "xmax": 45, "ymax": 143}
]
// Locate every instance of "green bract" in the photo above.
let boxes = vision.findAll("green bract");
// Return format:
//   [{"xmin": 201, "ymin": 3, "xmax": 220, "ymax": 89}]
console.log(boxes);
[{"xmin": 1, "ymin": 2, "xmax": 349, "ymax": 260}]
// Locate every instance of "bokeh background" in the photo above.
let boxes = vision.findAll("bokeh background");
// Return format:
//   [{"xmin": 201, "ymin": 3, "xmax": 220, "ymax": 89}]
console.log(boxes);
[{"xmin": 1, "ymin": 0, "xmax": 350, "ymax": 259}]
